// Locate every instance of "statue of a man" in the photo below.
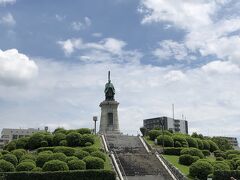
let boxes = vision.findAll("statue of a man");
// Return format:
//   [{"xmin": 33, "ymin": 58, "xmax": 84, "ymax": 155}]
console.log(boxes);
[{"xmin": 104, "ymin": 71, "xmax": 115, "ymax": 101}]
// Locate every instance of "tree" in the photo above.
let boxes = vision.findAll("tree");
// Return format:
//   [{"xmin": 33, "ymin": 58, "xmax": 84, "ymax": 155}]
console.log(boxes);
[
  {"xmin": 140, "ymin": 127, "xmax": 147, "ymax": 136},
  {"xmin": 66, "ymin": 132, "xmax": 81, "ymax": 147},
  {"xmin": 212, "ymin": 137, "xmax": 233, "ymax": 151},
  {"xmin": 53, "ymin": 133, "xmax": 66, "ymax": 146},
  {"xmin": 28, "ymin": 133, "xmax": 45, "ymax": 150}
]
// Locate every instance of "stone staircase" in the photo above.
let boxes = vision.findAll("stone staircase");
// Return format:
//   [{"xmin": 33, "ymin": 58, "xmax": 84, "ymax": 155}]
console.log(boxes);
[{"xmin": 105, "ymin": 134, "xmax": 174, "ymax": 180}]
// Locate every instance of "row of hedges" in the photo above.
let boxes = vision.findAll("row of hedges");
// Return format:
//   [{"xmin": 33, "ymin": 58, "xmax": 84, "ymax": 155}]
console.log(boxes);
[
  {"xmin": 0, "ymin": 170, "xmax": 115, "ymax": 180},
  {"xmin": 213, "ymin": 170, "xmax": 240, "ymax": 180}
]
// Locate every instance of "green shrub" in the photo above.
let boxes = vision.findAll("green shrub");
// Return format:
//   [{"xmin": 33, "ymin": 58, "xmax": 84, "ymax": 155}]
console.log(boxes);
[
  {"xmin": 37, "ymin": 147, "xmax": 54, "ymax": 154},
  {"xmin": 202, "ymin": 140, "xmax": 210, "ymax": 150},
  {"xmin": 2, "ymin": 154, "xmax": 18, "ymax": 166},
  {"xmin": 15, "ymin": 137, "xmax": 29, "ymax": 149},
  {"xmin": 1, "ymin": 150, "xmax": 10, "ymax": 155},
  {"xmin": 91, "ymin": 151, "xmax": 106, "ymax": 161},
  {"xmin": 189, "ymin": 161, "xmax": 213, "ymax": 179},
  {"xmin": 43, "ymin": 135, "xmax": 54, "ymax": 146},
  {"xmin": 213, "ymin": 170, "xmax": 240, "ymax": 180},
  {"xmin": 164, "ymin": 147, "xmax": 183, "ymax": 155},
  {"xmin": 42, "ymin": 160, "xmax": 69, "ymax": 171},
  {"xmin": 16, "ymin": 162, "xmax": 36, "ymax": 172},
  {"xmin": 148, "ymin": 130, "xmax": 161, "ymax": 141},
  {"xmin": 74, "ymin": 150, "xmax": 89, "ymax": 159},
  {"xmin": 214, "ymin": 150, "xmax": 226, "ymax": 159},
  {"xmin": 186, "ymin": 137, "xmax": 198, "ymax": 148},
  {"xmin": 213, "ymin": 161, "xmax": 230, "ymax": 172},
  {"xmin": 5, "ymin": 141, "xmax": 16, "ymax": 151},
  {"xmin": 179, "ymin": 154, "xmax": 199, "ymax": 166},
  {"xmin": 80, "ymin": 134, "xmax": 95, "ymax": 146},
  {"xmin": 174, "ymin": 141, "xmax": 182, "ymax": 147},
  {"xmin": 53, "ymin": 146, "xmax": 75, "ymax": 156},
  {"xmin": 67, "ymin": 159, "xmax": 86, "ymax": 170},
  {"xmin": 53, "ymin": 133, "xmax": 66, "ymax": 146},
  {"xmin": 48, "ymin": 153, "xmax": 67, "ymax": 162},
  {"xmin": 227, "ymin": 154, "xmax": 238, "ymax": 160},
  {"xmin": 77, "ymin": 128, "xmax": 92, "ymax": 135},
  {"xmin": 157, "ymin": 135, "xmax": 174, "ymax": 147},
  {"xmin": 20, "ymin": 153, "xmax": 36, "ymax": 162},
  {"xmin": 173, "ymin": 135, "xmax": 188, "ymax": 147},
  {"xmin": 28, "ymin": 133, "xmax": 45, "ymax": 150},
  {"xmin": 224, "ymin": 160, "xmax": 235, "ymax": 170},
  {"xmin": 226, "ymin": 150, "xmax": 240, "ymax": 157},
  {"xmin": 59, "ymin": 140, "xmax": 67, "ymax": 146},
  {"xmin": 66, "ymin": 156, "xmax": 78, "ymax": 163},
  {"xmin": 196, "ymin": 138, "xmax": 204, "ymax": 150},
  {"xmin": 11, "ymin": 149, "xmax": 26, "ymax": 161},
  {"xmin": 21, "ymin": 159, "xmax": 36, "ymax": 166},
  {"xmin": 36, "ymin": 153, "xmax": 50, "ymax": 167},
  {"xmin": 83, "ymin": 156, "xmax": 104, "ymax": 169},
  {"xmin": 236, "ymin": 160, "xmax": 240, "ymax": 168},
  {"xmin": 40, "ymin": 141, "xmax": 48, "ymax": 147},
  {"xmin": 66, "ymin": 132, "xmax": 81, "ymax": 147},
  {"xmin": 85, "ymin": 142, "xmax": 92, "ymax": 146},
  {"xmin": 53, "ymin": 128, "xmax": 67, "ymax": 135},
  {"xmin": 216, "ymin": 157, "xmax": 224, "ymax": 161},
  {"xmin": 82, "ymin": 147, "xmax": 98, "ymax": 153},
  {"xmin": 180, "ymin": 148, "xmax": 204, "ymax": 159},
  {"xmin": 0, "ymin": 159, "xmax": 15, "ymax": 172},
  {"xmin": 202, "ymin": 150, "xmax": 211, "ymax": 157},
  {"xmin": 31, "ymin": 167, "xmax": 42, "ymax": 172},
  {"xmin": 208, "ymin": 140, "xmax": 219, "ymax": 152}
]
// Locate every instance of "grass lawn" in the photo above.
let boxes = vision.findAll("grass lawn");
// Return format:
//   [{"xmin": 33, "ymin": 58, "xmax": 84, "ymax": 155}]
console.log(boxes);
[{"xmin": 144, "ymin": 136, "xmax": 162, "ymax": 148}]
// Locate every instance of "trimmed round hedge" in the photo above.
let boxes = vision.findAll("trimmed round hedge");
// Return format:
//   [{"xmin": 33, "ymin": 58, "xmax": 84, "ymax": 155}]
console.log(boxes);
[
  {"xmin": 66, "ymin": 156, "xmax": 79, "ymax": 163},
  {"xmin": 32, "ymin": 167, "xmax": 42, "ymax": 172},
  {"xmin": 66, "ymin": 132, "xmax": 81, "ymax": 147},
  {"xmin": 48, "ymin": 153, "xmax": 67, "ymax": 162},
  {"xmin": 83, "ymin": 156, "xmax": 104, "ymax": 169},
  {"xmin": 186, "ymin": 137, "xmax": 198, "ymax": 148},
  {"xmin": 16, "ymin": 162, "xmax": 36, "ymax": 172},
  {"xmin": 2, "ymin": 153, "xmax": 18, "ymax": 166},
  {"xmin": 202, "ymin": 150, "xmax": 211, "ymax": 157},
  {"xmin": 91, "ymin": 151, "xmax": 106, "ymax": 162},
  {"xmin": 11, "ymin": 149, "xmax": 26, "ymax": 161},
  {"xmin": 173, "ymin": 135, "xmax": 188, "ymax": 147},
  {"xmin": 189, "ymin": 161, "xmax": 213, "ymax": 179},
  {"xmin": 180, "ymin": 148, "xmax": 204, "ymax": 159},
  {"xmin": 67, "ymin": 159, "xmax": 86, "ymax": 170},
  {"xmin": 74, "ymin": 150, "xmax": 89, "ymax": 159},
  {"xmin": 53, "ymin": 146, "xmax": 75, "ymax": 156},
  {"xmin": 20, "ymin": 153, "xmax": 36, "ymax": 162},
  {"xmin": 207, "ymin": 140, "xmax": 219, "ymax": 152},
  {"xmin": 82, "ymin": 147, "xmax": 98, "ymax": 153},
  {"xmin": 0, "ymin": 159, "xmax": 15, "ymax": 172},
  {"xmin": 148, "ymin": 130, "xmax": 161, "ymax": 141},
  {"xmin": 53, "ymin": 133, "xmax": 66, "ymax": 146},
  {"xmin": 36, "ymin": 153, "xmax": 50, "ymax": 167},
  {"xmin": 179, "ymin": 154, "xmax": 199, "ymax": 166},
  {"xmin": 42, "ymin": 160, "xmax": 69, "ymax": 172},
  {"xmin": 196, "ymin": 139, "xmax": 204, "ymax": 150},
  {"xmin": 202, "ymin": 140, "xmax": 210, "ymax": 150},
  {"xmin": 213, "ymin": 161, "xmax": 230, "ymax": 172},
  {"xmin": 157, "ymin": 135, "xmax": 174, "ymax": 147}
]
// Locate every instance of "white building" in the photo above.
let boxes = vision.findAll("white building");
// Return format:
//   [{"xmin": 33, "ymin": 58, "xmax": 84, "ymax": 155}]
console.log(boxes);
[{"xmin": 143, "ymin": 116, "xmax": 188, "ymax": 134}]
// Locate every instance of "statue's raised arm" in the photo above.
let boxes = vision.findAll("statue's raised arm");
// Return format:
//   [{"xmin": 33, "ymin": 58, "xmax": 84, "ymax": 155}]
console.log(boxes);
[{"xmin": 104, "ymin": 71, "xmax": 115, "ymax": 101}]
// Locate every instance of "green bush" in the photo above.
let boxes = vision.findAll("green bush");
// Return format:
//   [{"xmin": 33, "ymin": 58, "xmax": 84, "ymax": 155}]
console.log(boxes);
[
  {"xmin": 91, "ymin": 151, "xmax": 106, "ymax": 161},
  {"xmin": 77, "ymin": 128, "xmax": 92, "ymax": 135},
  {"xmin": 213, "ymin": 170, "xmax": 240, "ymax": 180},
  {"xmin": 37, "ymin": 147, "xmax": 54, "ymax": 154},
  {"xmin": 227, "ymin": 154, "xmax": 238, "ymax": 160},
  {"xmin": 179, "ymin": 154, "xmax": 199, "ymax": 166},
  {"xmin": 224, "ymin": 160, "xmax": 235, "ymax": 170},
  {"xmin": 148, "ymin": 130, "xmax": 161, "ymax": 141},
  {"xmin": 173, "ymin": 135, "xmax": 188, "ymax": 147},
  {"xmin": 186, "ymin": 137, "xmax": 198, "ymax": 148},
  {"xmin": 226, "ymin": 150, "xmax": 240, "ymax": 157},
  {"xmin": 174, "ymin": 141, "xmax": 182, "ymax": 147},
  {"xmin": 202, "ymin": 140, "xmax": 210, "ymax": 150},
  {"xmin": 80, "ymin": 134, "xmax": 95, "ymax": 146},
  {"xmin": 74, "ymin": 150, "xmax": 89, "ymax": 159},
  {"xmin": 157, "ymin": 135, "xmax": 174, "ymax": 147},
  {"xmin": 196, "ymin": 138, "xmax": 204, "ymax": 150},
  {"xmin": 28, "ymin": 133, "xmax": 45, "ymax": 150},
  {"xmin": 2, "ymin": 154, "xmax": 18, "ymax": 166},
  {"xmin": 214, "ymin": 150, "xmax": 226, "ymax": 159},
  {"xmin": 59, "ymin": 140, "xmax": 67, "ymax": 146},
  {"xmin": 66, "ymin": 156, "xmax": 78, "ymax": 163},
  {"xmin": 42, "ymin": 160, "xmax": 69, "ymax": 171},
  {"xmin": 5, "ymin": 141, "xmax": 16, "ymax": 151},
  {"xmin": 66, "ymin": 132, "xmax": 81, "ymax": 147},
  {"xmin": 67, "ymin": 159, "xmax": 86, "ymax": 170},
  {"xmin": 83, "ymin": 156, "xmax": 104, "ymax": 169},
  {"xmin": 53, "ymin": 133, "xmax": 66, "ymax": 146},
  {"xmin": 48, "ymin": 153, "xmax": 67, "ymax": 162},
  {"xmin": 20, "ymin": 153, "xmax": 36, "ymax": 162},
  {"xmin": 36, "ymin": 153, "xmax": 50, "ymax": 167},
  {"xmin": 15, "ymin": 137, "xmax": 29, "ymax": 149},
  {"xmin": 82, "ymin": 147, "xmax": 98, "ymax": 153},
  {"xmin": 213, "ymin": 161, "xmax": 230, "ymax": 172},
  {"xmin": 85, "ymin": 142, "xmax": 92, "ymax": 146},
  {"xmin": 21, "ymin": 159, "xmax": 36, "ymax": 166},
  {"xmin": 189, "ymin": 161, "xmax": 213, "ymax": 180},
  {"xmin": 1, "ymin": 150, "xmax": 10, "ymax": 155},
  {"xmin": 11, "ymin": 149, "xmax": 26, "ymax": 161},
  {"xmin": 31, "ymin": 167, "xmax": 42, "ymax": 172},
  {"xmin": 164, "ymin": 147, "xmax": 183, "ymax": 155},
  {"xmin": 40, "ymin": 141, "xmax": 48, "ymax": 147},
  {"xmin": 43, "ymin": 135, "xmax": 54, "ymax": 146},
  {"xmin": 16, "ymin": 162, "xmax": 36, "ymax": 172},
  {"xmin": 208, "ymin": 140, "xmax": 219, "ymax": 152},
  {"xmin": 202, "ymin": 150, "xmax": 211, "ymax": 157},
  {"xmin": 0, "ymin": 159, "xmax": 15, "ymax": 172},
  {"xmin": 0, "ymin": 170, "xmax": 116, "ymax": 180},
  {"xmin": 53, "ymin": 146, "xmax": 75, "ymax": 156},
  {"xmin": 180, "ymin": 148, "xmax": 204, "ymax": 159},
  {"xmin": 53, "ymin": 128, "xmax": 67, "ymax": 135},
  {"xmin": 216, "ymin": 157, "xmax": 224, "ymax": 161}
]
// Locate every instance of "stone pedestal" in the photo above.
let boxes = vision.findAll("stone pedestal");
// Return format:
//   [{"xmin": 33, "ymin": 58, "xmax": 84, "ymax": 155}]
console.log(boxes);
[{"xmin": 99, "ymin": 100, "xmax": 120, "ymax": 134}]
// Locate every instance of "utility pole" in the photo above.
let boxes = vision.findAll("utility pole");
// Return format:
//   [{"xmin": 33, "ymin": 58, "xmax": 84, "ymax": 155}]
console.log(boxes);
[
  {"xmin": 93, "ymin": 116, "xmax": 98, "ymax": 135},
  {"xmin": 172, "ymin": 104, "xmax": 175, "ymax": 120}
]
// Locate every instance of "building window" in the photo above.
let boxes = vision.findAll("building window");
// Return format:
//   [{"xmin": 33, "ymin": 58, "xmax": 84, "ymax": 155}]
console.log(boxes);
[{"xmin": 108, "ymin": 113, "xmax": 113, "ymax": 126}]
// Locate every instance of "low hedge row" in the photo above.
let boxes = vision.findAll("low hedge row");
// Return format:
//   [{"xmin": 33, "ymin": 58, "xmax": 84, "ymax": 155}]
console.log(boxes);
[
  {"xmin": 213, "ymin": 170, "xmax": 240, "ymax": 180},
  {"xmin": 164, "ymin": 147, "xmax": 184, "ymax": 156},
  {"xmin": 0, "ymin": 170, "xmax": 115, "ymax": 180}
]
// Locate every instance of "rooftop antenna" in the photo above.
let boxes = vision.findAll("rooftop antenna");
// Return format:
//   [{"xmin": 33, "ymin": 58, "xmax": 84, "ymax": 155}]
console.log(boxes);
[{"xmin": 108, "ymin": 71, "xmax": 111, "ymax": 82}]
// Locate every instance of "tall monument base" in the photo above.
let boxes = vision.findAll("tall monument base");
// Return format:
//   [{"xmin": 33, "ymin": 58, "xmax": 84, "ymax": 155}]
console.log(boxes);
[{"xmin": 99, "ymin": 100, "xmax": 120, "ymax": 134}]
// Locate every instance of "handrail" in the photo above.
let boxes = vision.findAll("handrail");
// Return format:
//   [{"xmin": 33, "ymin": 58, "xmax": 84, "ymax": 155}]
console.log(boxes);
[{"xmin": 138, "ymin": 136, "xmax": 151, "ymax": 153}]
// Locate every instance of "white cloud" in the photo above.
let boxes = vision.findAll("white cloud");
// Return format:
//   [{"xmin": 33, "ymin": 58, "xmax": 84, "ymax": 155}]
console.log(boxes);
[
  {"xmin": 55, "ymin": 14, "xmax": 66, "ymax": 22},
  {"xmin": 0, "ymin": 0, "xmax": 15, "ymax": 6},
  {"xmin": 164, "ymin": 70, "xmax": 186, "ymax": 81},
  {"xmin": 0, "ymin": 13, "xmax": 16, "ymax": 27},
  {"xmin": 57, "ymin": 39, "xmax": 82, "ymax": 56},
  {"xmin": 92, "ymin": 33, "xmax": 102, "ymax": 37},
  {"xmin": 0, "ymin": 49, "xmax": 38, "ymax": 85},
  {"xmin": 71, "ymin": 16, "xmax": 92, "ymax": 31},
  {"xmin": 153, "ymin": 40, "xmax": 188, "ymax": 61}
]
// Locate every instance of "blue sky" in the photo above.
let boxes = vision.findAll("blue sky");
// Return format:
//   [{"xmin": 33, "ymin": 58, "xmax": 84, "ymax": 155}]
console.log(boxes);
[{"xmin": 0, "ymin": 0, "xmax": 240, "ymax": 140}]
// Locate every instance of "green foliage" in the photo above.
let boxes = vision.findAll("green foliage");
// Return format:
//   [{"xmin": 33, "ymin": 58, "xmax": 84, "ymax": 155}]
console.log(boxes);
[
  {"xmin": 202, "ymin": 150, "xmax": 211, "ymax": 157},
  {"xmin": 213, "ymin": 170, "xmax": 240, "ymax": 180},
  {"xmin": 85, "ymin": 142, "xmax": 92, "ymax": 146},
  {"xmin": 53, "ymin": 133, "xmax": 66, "ymax": 146},
  {"xmin": 59, "ymin": 140, "xmax": 67, "ymax": 146},
  {"xmin": 5, "ymin": 141, "xmax": 16, "ymax": 151},
  {"xmin": 207, "ymin": 140, "xmax": 219, "ymax": 152},
  {"xmin": 2, "ymin": 154, "xmax": 18, "ymax": 166},
  {"xmin": 91, "ymin": 151, "xmax": 106, "ymax": 161},
  {"xmin": 15, "ymin": 137, "xmax": 29, "ymax": 149},
  {"xmin": 66, "ymin": 132, "xmax": 81, "ymax": 147},
  {"xmin": 36, "ymin": 153, "xmax": 50, "ymax": 167},
  {"xmin": 0, "ymin": 170, "xmax": 116, "ymax": 180},
  {"xmin": 173, "ymin": 135, "xmax": 188, "ymax": 147},
  {"xmin": 21, "ymin": 159, "xmax": 36, "ymax": 166},
  {"xmin": 0, "ymin": 159, "xmax": 15, "ymax": 172},
  {"xmin": 226, "ymin": 150, "xmax": 240, "ymax": 157},
  {"xmin": 37, "ymin": 147, "xmax": 54, "ymax": 154},
  {"xmin": 174, "ymin": 141, "xmax": 182, "ymax": 147},
  {"xmin": 43, "ymin": 135, "xmax": 54, "ymax": 146},
  {"xmin": 214, "ymin": 150, "xmax": 226, "ymax": 159},
  {"xmin": 227, "ymin": 154, "xmax": 238, "ymax": 160},
  {"xmin": 74, "ymin": 150, "xmax": 89, "ymax": 159},
  {"xmin": 191, "ymin": 132, "xmax": 204, "ymax": 139},
  {"xmin": 19, "ymin": 154, "xmax": 36, "ymax": 162},
  {"xmin": 196, "ymin": 138, "xmax": 204, "ymax": 150},
  {"xmin": 82, "ymin": 147, "xmax": 98, "ymax": 153},
  {"xmin": 28, "ymin": 133, "xmax": 45, "ymax": 150},
  {"xmin": 42, "ymin": 160, "xmax": 69, "ymax": 171},
  {"xmin": 213, "ymin": 161, "xmax": 230, "ymax": 172},
  {"xmin": 1, "ymin": 150, "xmax": 10, "ymax": 155},
  {"xmin": 40, "ymin": 141, "xmax": 48, "ymax": 147},
  {"xmin": 163, "ymin": 147, "xmax": 184, "ymax": 156},
  {"xmin": 67, "ymin": 160, "xmax": 86, "ymax": 170},
  {"xmin": 148, "ymin": 130, "xmax": 161, "ymax": 141},
  {"xmin": 224, "ymin": 160, "xmax": 235, "ymax": 170},
  {"xmin": 186, "ymin": 137, "xmax": 198, "ymax": 148},
  {"xmin": 179, "ymin": 154, "xmax": 199, "ymax": 166},
  {"xmin": 16, "ymin": 162, "xmax": 36, "ymax": 172},
  {"xmin": 80, "ymin": 134, "xmax": 94, "ymax": 146},
  {"xmin": 53, "ymin": 128, "xmax": 67, "ymax": 135},
  {"xmin": 83, "ymin": 156, "xmax": 104, "ymax": 169},
  {"xmin": 180, "ymin": 148, "xmax": 204, "ymax": 159},
  {"xmin": 212, "ymin": 137, "xmax": 233, "ymax": 151},
  {"xmin": 66, "ymin": 156, "xmax": 78, "ymax": 163},
  {"xmin": 48, "ymin": 153, "xmax": 67, "ymax": 162},
  {"xmin": 53, "ymin": 146, "xmax": 75, "ymax": 156},
  {"xmin": 140, "ymin": 127, "xmax": 147, "ymax": 136},
  {"xmin": 77, "ymin": 128, "xmax": 92, "ymax": 135},
  {"xmin": 31, "ymin": 167, "xmax": 42, "ymax": 172},
  {"xmin": 216, "ymin": 157, "xmax": 224, "ymax": 161},
  {"xmin": 202, "ymin": 140, "xmax": 210, "ymax": 150},
  {"xmin": 189, "ymin": 161, "xmax": 213, "ymax": 180},
  {"xmin": 157, "ymin": 135, "xmax": 174, "ymax": 147},
  {"xmin": 11, "ymin": 149, "xmax": 26, "ymax": 161}
]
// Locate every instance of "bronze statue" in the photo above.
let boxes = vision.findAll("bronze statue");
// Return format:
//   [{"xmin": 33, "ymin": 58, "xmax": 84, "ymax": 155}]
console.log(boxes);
[{"xmin": 104, "ymin": 71, "xmax": 115, "ymax": 101}]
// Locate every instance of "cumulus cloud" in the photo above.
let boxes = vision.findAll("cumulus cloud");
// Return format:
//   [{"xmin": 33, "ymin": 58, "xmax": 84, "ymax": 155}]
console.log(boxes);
[
  {"xmin": 0, "ymin": 49, "xmax": 38, "ymax": 85},
  {"xmin": 0, "ymin": 0, "xmax": 15, "ymax": 6},
  {"xmin": 0, "ymin": 13, "xmax": 16, "ymax": 27},
  {"xmin": 57, "ymin": 37, "xmax": 142, "ymax": 64},
  {"xmin": 71, "ymin": 17, "xmax": 92, "ymax": 31}
]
